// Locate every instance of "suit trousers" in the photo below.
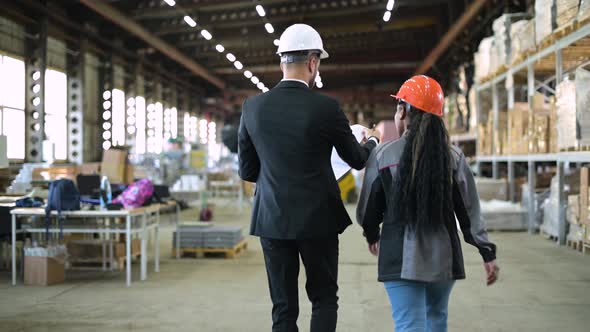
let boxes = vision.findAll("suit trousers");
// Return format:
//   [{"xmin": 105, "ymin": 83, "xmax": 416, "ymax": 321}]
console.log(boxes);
[{"xmin": 260, "ymin": 235, "xmax": 339, "ymax": 332}]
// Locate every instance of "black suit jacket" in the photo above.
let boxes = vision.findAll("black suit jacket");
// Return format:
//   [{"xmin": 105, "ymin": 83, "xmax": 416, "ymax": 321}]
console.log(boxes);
[{"xmin": 238, "ymin": 80, "xmax": 376, "ymax": 239}]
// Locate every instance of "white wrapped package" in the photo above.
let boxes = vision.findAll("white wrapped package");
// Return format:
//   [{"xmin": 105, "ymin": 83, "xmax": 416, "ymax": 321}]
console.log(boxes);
[
  {"xmin": 536, "ymin": 0, "xmax": 554, "ymax": 45},
  {"xmin": 576, "ymin": 65, "xmax": 590, "ymax": 145},
  {"xmin": 510, "ymin": 20, "xmax": 535, "ymax": 64},
  {"xmin": 493, "ymin": 15, "xmax": 510, "ymax": 67},
  {"xmin": 556, "ymin": 79, "xmax": 577, "ymax": 149},
  {"xmin": 475, "ymin": 37, "xmax": 494, "ymax": 80},
  {"xmin": 556, "ymin": 0, "xmax": 579, "ymax": 27},
  {"xmin": 580, "ymin": 0, "xmax": 590, "ymax": 21},
  {"xmin": 541, "ymin": 176, "xmax": 559, "ymax": 237},
  {"xmin": 567, "ymin": 223, "xmax": 585, "ymax": 242}
]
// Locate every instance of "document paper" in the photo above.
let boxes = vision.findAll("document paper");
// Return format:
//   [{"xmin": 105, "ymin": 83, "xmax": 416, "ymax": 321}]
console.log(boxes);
[{"xmin": 331, "ymin": 124, "xmax": 368, "ymax": 181}]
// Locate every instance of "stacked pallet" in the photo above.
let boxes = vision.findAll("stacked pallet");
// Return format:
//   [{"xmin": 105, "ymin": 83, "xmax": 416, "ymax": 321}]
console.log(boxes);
[
  {"xmin": 556, "ymin": 0, "xmax": 580, "ymax": 28},
  {"xmin": 508, "ymin": 103, "xmax": 530, "ymax": 154},
  {"xmin": 173, "ymin": 224, "xmax": 245, "ymax": 258},
  {"xmin": 510, "ymin": 19, "xmax": 536, "ymax": 64},
  {"xmin": 535, "ymin": 0, "xmax": 554, "ymax": 45},
  {"xmin": 576, "ymin": 65, "xmax": 590, "ymax": 146},
  {"xmin": 529, "ymin": 94, "xmax": 559, "ymax": 153},
  {"xmin": 474, "ymin": 37, "xmax": 495, "ymax": 81},
  {"xmin": 580, "ymin": 0, "xmax": 590, "ymax": 22},
  {"xmin": 556, "ymin": 79, "xmax": 578, "ymax": 150},
  {"xmin": 566, "ymin": 167, "xmax": 590, "ymax": 251}
]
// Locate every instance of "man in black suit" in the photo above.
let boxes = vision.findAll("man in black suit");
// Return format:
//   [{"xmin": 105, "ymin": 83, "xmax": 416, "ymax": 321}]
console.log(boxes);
[{"xmin": 238, "ymin": 23, "xmax": 379, "ymax": 332}]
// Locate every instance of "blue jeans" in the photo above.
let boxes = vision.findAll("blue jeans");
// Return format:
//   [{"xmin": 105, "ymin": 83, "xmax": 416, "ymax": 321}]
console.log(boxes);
[{"xmin": 384, "ymin": 280, "xmax": 455, "ymax": 332}]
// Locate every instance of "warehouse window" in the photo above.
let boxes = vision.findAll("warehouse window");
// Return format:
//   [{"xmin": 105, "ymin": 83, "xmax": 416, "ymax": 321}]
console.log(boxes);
[
  {"xmin": 0, "ymin": 55, "xmax": 25, "ymax": 160},
  {"xmin": 135, "ymin": 96, "xmax": 146, "ymax": 154},
  {"xmin": 44, "ymin": 69, "xmax": 68, "ymax": 161},
  {"xmin": 111, "ymin": 88, "xmax": 125, "ymax": 147}
]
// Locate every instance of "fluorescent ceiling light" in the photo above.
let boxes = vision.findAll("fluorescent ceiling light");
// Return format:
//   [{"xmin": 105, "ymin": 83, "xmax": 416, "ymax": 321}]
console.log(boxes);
[
  {"xmin": 251, "ymin": 76, "xmax": 259, "ymax": 84},
  {"xmin": 215, "ymin": 44, "xmax": 225, "ymax": 53},
  {"xmin": 386, "ymin": 0, "xmax": 395, "ymax": 11},
  {"xmin": 164, "ymin": 0, "xmax": 176, "ymax": 6},
  {"xmin": 265, "ymin": 23, "xmax": 274, "ymax": 34},
  {"xmin": 226, "ymin": 53, "xmax": 236, "ymax": 62},
  {"xmin": 201, "ymin": 29, "xmax": 212, "ymax": 40},
  {"xmin": 273, "ymin": 39, "xmax": 280, "ymax": 46},
  {"xmin": 316, "ymin": 81, "xmax": 323, "ymax": 88},
  {"xmin": 184, "ymin": 16, "xmax": 197, "ymax": 27},
  {"xmin": 256, "ymin": 5, "xmax": 266, "ymax": 17},
  {"xmin": 234, "ymin": 61, "xmax": 243, "ymax": 70},
  {"xmin": 257, "ymin": 82, "xmax": 265, "ymax": 89},
  {"xmin": 262, "ymin": 87, "xmax": 269, "ymax": 93},
  {"xmin": 383, "ymin": 11, "xmax": 391, "ymax": 22},
  {"xmin": 244, "ymin": 70, "xmax": 253, "ymax": 78}
]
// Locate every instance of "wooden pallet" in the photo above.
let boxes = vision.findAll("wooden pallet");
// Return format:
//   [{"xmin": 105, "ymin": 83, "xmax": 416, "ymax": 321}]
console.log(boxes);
[
  {"xmin": 68, "ymin": 252, "xmax": 141, "ymax": 271},
  {"xmin": 560, "ymin": 145, "xmax": 590, "ymax": 152},
  {"xmin": 567, "ymin": 239, "xmax": 583, "ymax": 252},
  {"xmin": 540, "ymin": 230, "xmax": 559, "ymax": 242},
  {"xmin": 172, "ymin": 240, "xmax": 248, "ymax": 259}
]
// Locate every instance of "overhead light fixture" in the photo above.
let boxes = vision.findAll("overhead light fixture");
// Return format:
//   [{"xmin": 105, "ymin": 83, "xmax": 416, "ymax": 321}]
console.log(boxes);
[
  {"xmin": 234, "ymin": 61, "xmax": 243, "ymax": 70},
  {"xmin": 251, "ymin": 76, "xmax": 260, "ymax": 84},
  {"xmin": 262, "ymin": 87, "xmax": 269, "ymax": 93},
  {"xmin": 215, "ymin": 44, "xmax": 225, "ymax": 53},
  {"xmin": 273, "ymin": 39, "xmax": 280, "ymax": 46},
  {"xmin": 257, "ymin": 82, "xmax": 265, "ymax": 89},
  {"xmin": 244, "ymin": 70, "xmax": 253, "ymax": 78},
  {"xmin": 184, "ymin": 16, "xmax": 197, "ymax": 27},
  {"xmin": 256, "ymin": 5, "xmax": 266, "ymax": 17},
  {"xmin": 226, "ymin": 53, "xmax": 236, "ymax": 62},
  {"xmin": 164, "ymin": 0, "xmax": 176, "ymax": 6},
  {"xmin": 265, "ymin": 23, "xmax": 274, "ymax": 34},
  {"xmin": 316, "ymin": 81, "xmax": 323, "ymax": 88},
  {"xmin": 201, "ymin": 29, "xmax": 212, "ymax": 40},
  {"xmin": 386, "ymin": 0, "xmax": 395, "ymax": 11},
  {"xmin": 383, "ymin": 11, "xmax": 391, "ymax": 22}
]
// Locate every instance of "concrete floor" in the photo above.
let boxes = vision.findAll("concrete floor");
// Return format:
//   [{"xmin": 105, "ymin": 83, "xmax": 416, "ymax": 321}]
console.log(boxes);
[{"xmin": 1, "ymin": 204, "xmax": 589, "ymax": 332}]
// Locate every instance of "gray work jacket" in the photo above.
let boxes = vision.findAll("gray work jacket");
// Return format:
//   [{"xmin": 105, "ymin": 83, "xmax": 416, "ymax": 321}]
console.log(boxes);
[{"xmin": 357, "ymin": 135, "xmax": 497, "ymax": 282}]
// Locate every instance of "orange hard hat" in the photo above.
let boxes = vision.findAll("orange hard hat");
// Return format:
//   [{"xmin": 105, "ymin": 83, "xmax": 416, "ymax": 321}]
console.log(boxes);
[{"xmin": 391, "ymin": 75, "xmax": 444, "ymax": 117}]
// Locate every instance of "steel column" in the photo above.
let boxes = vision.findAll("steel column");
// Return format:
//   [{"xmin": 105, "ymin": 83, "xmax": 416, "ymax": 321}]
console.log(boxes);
[
  {"xmin": 24, "ymin": 18, "xmax": 48, "ymax": 162},
  {"xmin": 555, "ymin": 48, "xmax": 567, "ymax": 245},
  {"xmin": 67, "ymin": 41, "xmax": 85, "ymax": 164},
  {"xmin": 99, "ymin": 56, "xmax": 114, "ymax": 153},
  {"xmin": 492, "ymin": 83, "xmax": 499, "ymax": 179}
]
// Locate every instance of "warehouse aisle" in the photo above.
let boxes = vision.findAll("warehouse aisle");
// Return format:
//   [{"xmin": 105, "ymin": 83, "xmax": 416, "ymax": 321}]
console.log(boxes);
[{"xmin": 0, "ymin": 205, "xmax": 589, "ymax": 332}]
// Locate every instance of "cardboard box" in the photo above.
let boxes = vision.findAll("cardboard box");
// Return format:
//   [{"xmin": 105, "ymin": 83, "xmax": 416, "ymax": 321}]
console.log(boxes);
[
  {"xmin": 24, "ymin": 256, "xmax": 65, "ymax": 286},
  {"xmin": 80, "ymin": 163, "xmax": 101, "ymax": 175},
  {"xmin": 115, "ymin": 239, "xmax": 141, "ymax": 258},
  {"xmin": 125, "ymin": 164, "xmax": 135, "ymax": 184},
  {"xmin": 32, "ymin": 166, "xmax": 80, "ymax": 182},
  {"xmin": 101, "ymin": 148, "xmax": 128, "ymax": 184}
]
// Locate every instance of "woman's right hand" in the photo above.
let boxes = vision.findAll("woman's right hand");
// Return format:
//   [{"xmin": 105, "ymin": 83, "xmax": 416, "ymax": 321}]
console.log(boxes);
[
  {"xmin": 484, "ymin": 260, "xmax": 500, "ymax": 286},
  {"xmin": 368, "ymin": 241, "xmax": 380, "ymax": 256}
]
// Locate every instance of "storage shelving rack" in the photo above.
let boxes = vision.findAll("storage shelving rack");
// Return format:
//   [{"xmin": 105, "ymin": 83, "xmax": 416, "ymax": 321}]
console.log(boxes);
[{"xmin": 474, "ymin": 22, "xmax": 590, "ymax": 246}]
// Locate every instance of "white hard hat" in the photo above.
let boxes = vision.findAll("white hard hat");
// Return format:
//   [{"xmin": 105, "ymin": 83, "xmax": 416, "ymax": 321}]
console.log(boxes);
[{"xmin": 276, "ymin": 24, "xmax": 329, "ymax": 59}]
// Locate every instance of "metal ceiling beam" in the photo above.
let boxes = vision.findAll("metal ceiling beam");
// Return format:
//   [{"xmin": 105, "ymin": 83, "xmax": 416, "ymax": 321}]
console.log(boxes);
[
  {"xmin": 78, "ymin": 0, "xmax": 226, "ymax": 89},
  {"xmin": 415, "ymin": 0, "xmax": 487, "ymax": 75},
  {"xmin": 134, "ymin": 0, "xmax": 447, "ymax": 20},
  {"xmin": 213, "ymin": 62, "xmax": 421, "ymax": 75},
  {"xmin": 155, "ymin": 16, "xmax": 438, "ymax": 36}
]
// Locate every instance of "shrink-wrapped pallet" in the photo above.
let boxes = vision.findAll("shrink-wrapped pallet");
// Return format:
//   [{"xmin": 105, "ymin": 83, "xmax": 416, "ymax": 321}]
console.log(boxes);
[
  {"xmin": 580, "ymin": 0, "xmax": 590, "ymax": 21},
  {"xmin": 510, "ymin": 20, "xmax": 536, "ymax": 64},
  {"xmin": 575, "ymin": 65, "xmax": 590, "ymax": 145},
  {"xmin": 536, "ymin": 0, "xmax": 555, "ymax": 45},
  {"xmin": 542, "ymin": 176, "xmax": 560, "ymax": 237},
  {"xmin": 556, "ymin": 79, "xmax": 577, "ymax": 149},
  {"xmin": 556, "ymin": 0, "xmax": 579, "ymax": 28},
  {"xmin": 475, "ymin": 37, "xmax": 494, "ymax": 81},
  {"xmin": 493, "ymin": 15, "xmax": 511, "ymax": 68}
]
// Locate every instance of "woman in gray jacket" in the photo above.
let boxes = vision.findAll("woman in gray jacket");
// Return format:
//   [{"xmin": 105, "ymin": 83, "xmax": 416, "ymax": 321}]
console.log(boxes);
[{"xmin": 357, "ymin": 75, "xmax": 499, "ymax": 332}]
